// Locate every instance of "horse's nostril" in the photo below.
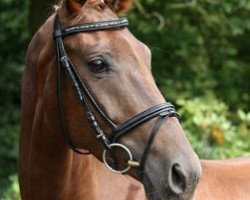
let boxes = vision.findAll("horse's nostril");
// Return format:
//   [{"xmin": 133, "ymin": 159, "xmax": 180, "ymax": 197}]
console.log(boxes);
[{"xmin": 168, "ymin": 164, "xmax": 186, "ymax": 194}]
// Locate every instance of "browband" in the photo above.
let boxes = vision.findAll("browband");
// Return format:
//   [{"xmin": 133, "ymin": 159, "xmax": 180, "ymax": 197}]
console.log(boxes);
[{"xmin": 55, "ymin": 17, "xmax": 129, "ymax": 38}]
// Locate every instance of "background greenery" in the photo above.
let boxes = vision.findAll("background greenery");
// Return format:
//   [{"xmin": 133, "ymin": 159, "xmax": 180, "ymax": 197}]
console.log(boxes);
[{"xmin": 0, "ymin": 0, "xmax": 249, "ymax": 199}]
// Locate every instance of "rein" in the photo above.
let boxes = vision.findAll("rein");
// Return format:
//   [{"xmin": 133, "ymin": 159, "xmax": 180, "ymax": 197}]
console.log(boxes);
[{"xmin": 53, "ymin": 14, "xmax": 179, "ymax": 177}]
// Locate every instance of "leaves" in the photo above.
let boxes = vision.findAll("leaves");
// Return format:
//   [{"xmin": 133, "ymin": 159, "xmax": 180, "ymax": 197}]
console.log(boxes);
[
  {"xmin": 177, "ymin": 97, "xmax": 250, "ymax": 159},
  {"xmin": 129, "ymin": 0, "xmax": 250, "ymax": 109},
  {"xmin": 0, "ymin": 0, "xmax": 28, "ymax": 198},
  {"xmin": 1, "ymin": 175, "xmax": 20, "ymax": 200}
]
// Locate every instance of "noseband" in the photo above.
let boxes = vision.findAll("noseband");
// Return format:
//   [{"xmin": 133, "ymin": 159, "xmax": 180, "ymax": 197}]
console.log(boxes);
[{"xmin": 53, "ymin": 14, "xmax": 179, "ymax": 177}]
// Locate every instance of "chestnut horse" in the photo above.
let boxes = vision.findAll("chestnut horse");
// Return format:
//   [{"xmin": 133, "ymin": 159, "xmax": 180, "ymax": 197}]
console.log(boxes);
[
  {"xmin": 19, "ymin": 0, "xmax": 201, "ymax": 200},
  {"xmin": 196, "ymin": 157, "xmax": 250, "ymax": 200}
]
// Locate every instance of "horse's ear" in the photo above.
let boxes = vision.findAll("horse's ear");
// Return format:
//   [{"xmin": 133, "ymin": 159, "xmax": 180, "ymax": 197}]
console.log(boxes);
[
  {"xmin": 65, "ymin": 0, "xmax": 87, "ymax": 14},
  {"xmin": 106, "ymin": 0, "xmax": 133, "ymax": 14}
]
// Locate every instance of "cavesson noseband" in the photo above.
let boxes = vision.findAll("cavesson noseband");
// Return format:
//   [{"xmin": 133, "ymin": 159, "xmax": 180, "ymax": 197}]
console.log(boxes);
[{"xmin": 53, "ymin": 14, "xmax": 179, "ymax": 177}]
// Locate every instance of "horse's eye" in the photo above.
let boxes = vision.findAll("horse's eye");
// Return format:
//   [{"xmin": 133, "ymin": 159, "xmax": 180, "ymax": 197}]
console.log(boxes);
[{"xmin": 87, "ymin": 59, "xmax": 108, "ymax": 73}]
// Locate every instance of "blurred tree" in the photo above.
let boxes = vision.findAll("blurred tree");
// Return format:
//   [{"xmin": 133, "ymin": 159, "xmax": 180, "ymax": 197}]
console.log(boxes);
[
  {"xmin": 0, "ymin": 0, "xmax": 28, "ymax": 197},
  {"xmin": 29, "ymin": 0, "xmax": 56, "ymax": 34},
  {"xmin": 129, "ymin": 0, "xmax": 250, "ymax": 110}
]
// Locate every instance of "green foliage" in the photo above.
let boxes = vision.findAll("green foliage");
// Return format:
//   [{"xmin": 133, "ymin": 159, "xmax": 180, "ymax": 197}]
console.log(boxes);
[
  {"xmin": 177, "ymin": 96, "xmax": 250, "ymax": 159},
  {"xmin": 129, "ymin": 0, "xmax": 250, "ymax": 110},
  {"xmin": 0, "ymin": 0, "xmax": 29, "ymax": 198},
  {"xmin": 0, "ymin": 175, "xmax": 20, "ymax": 200}
]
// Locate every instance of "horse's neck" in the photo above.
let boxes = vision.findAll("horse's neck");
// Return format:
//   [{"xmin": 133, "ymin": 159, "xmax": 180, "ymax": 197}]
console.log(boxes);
[
  {"xmin": 196, "ymin": 158, "xmax": 250, "ymax": 200},
  {"xmin": 19, "ymin": 92, "xmax": 91, "ymax": 199},
  {"xmin": 20, "ymin": 108, "xmax": 145, "ymax": 200}
]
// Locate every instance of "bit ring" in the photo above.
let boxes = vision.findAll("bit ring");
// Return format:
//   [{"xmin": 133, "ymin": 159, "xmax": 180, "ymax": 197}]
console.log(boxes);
[{"xmin": 103, "ymin": 143, "xmax": 133, "ymax": 174}]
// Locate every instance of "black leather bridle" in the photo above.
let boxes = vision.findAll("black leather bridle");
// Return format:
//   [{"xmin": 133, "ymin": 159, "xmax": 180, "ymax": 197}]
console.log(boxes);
[{"xmin": 53, "ymin": 14, "xmax": 179, "ymax": 176}]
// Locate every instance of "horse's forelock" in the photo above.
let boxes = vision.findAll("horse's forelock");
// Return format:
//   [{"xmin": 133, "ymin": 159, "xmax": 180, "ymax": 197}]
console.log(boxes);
[
  {"xmin": 54, "ymin": 0, "xmax": 133, "ymax": 14},
  {"xmin": 52, "ymin": 0, "xmax": 63, "ymax": 12}
]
